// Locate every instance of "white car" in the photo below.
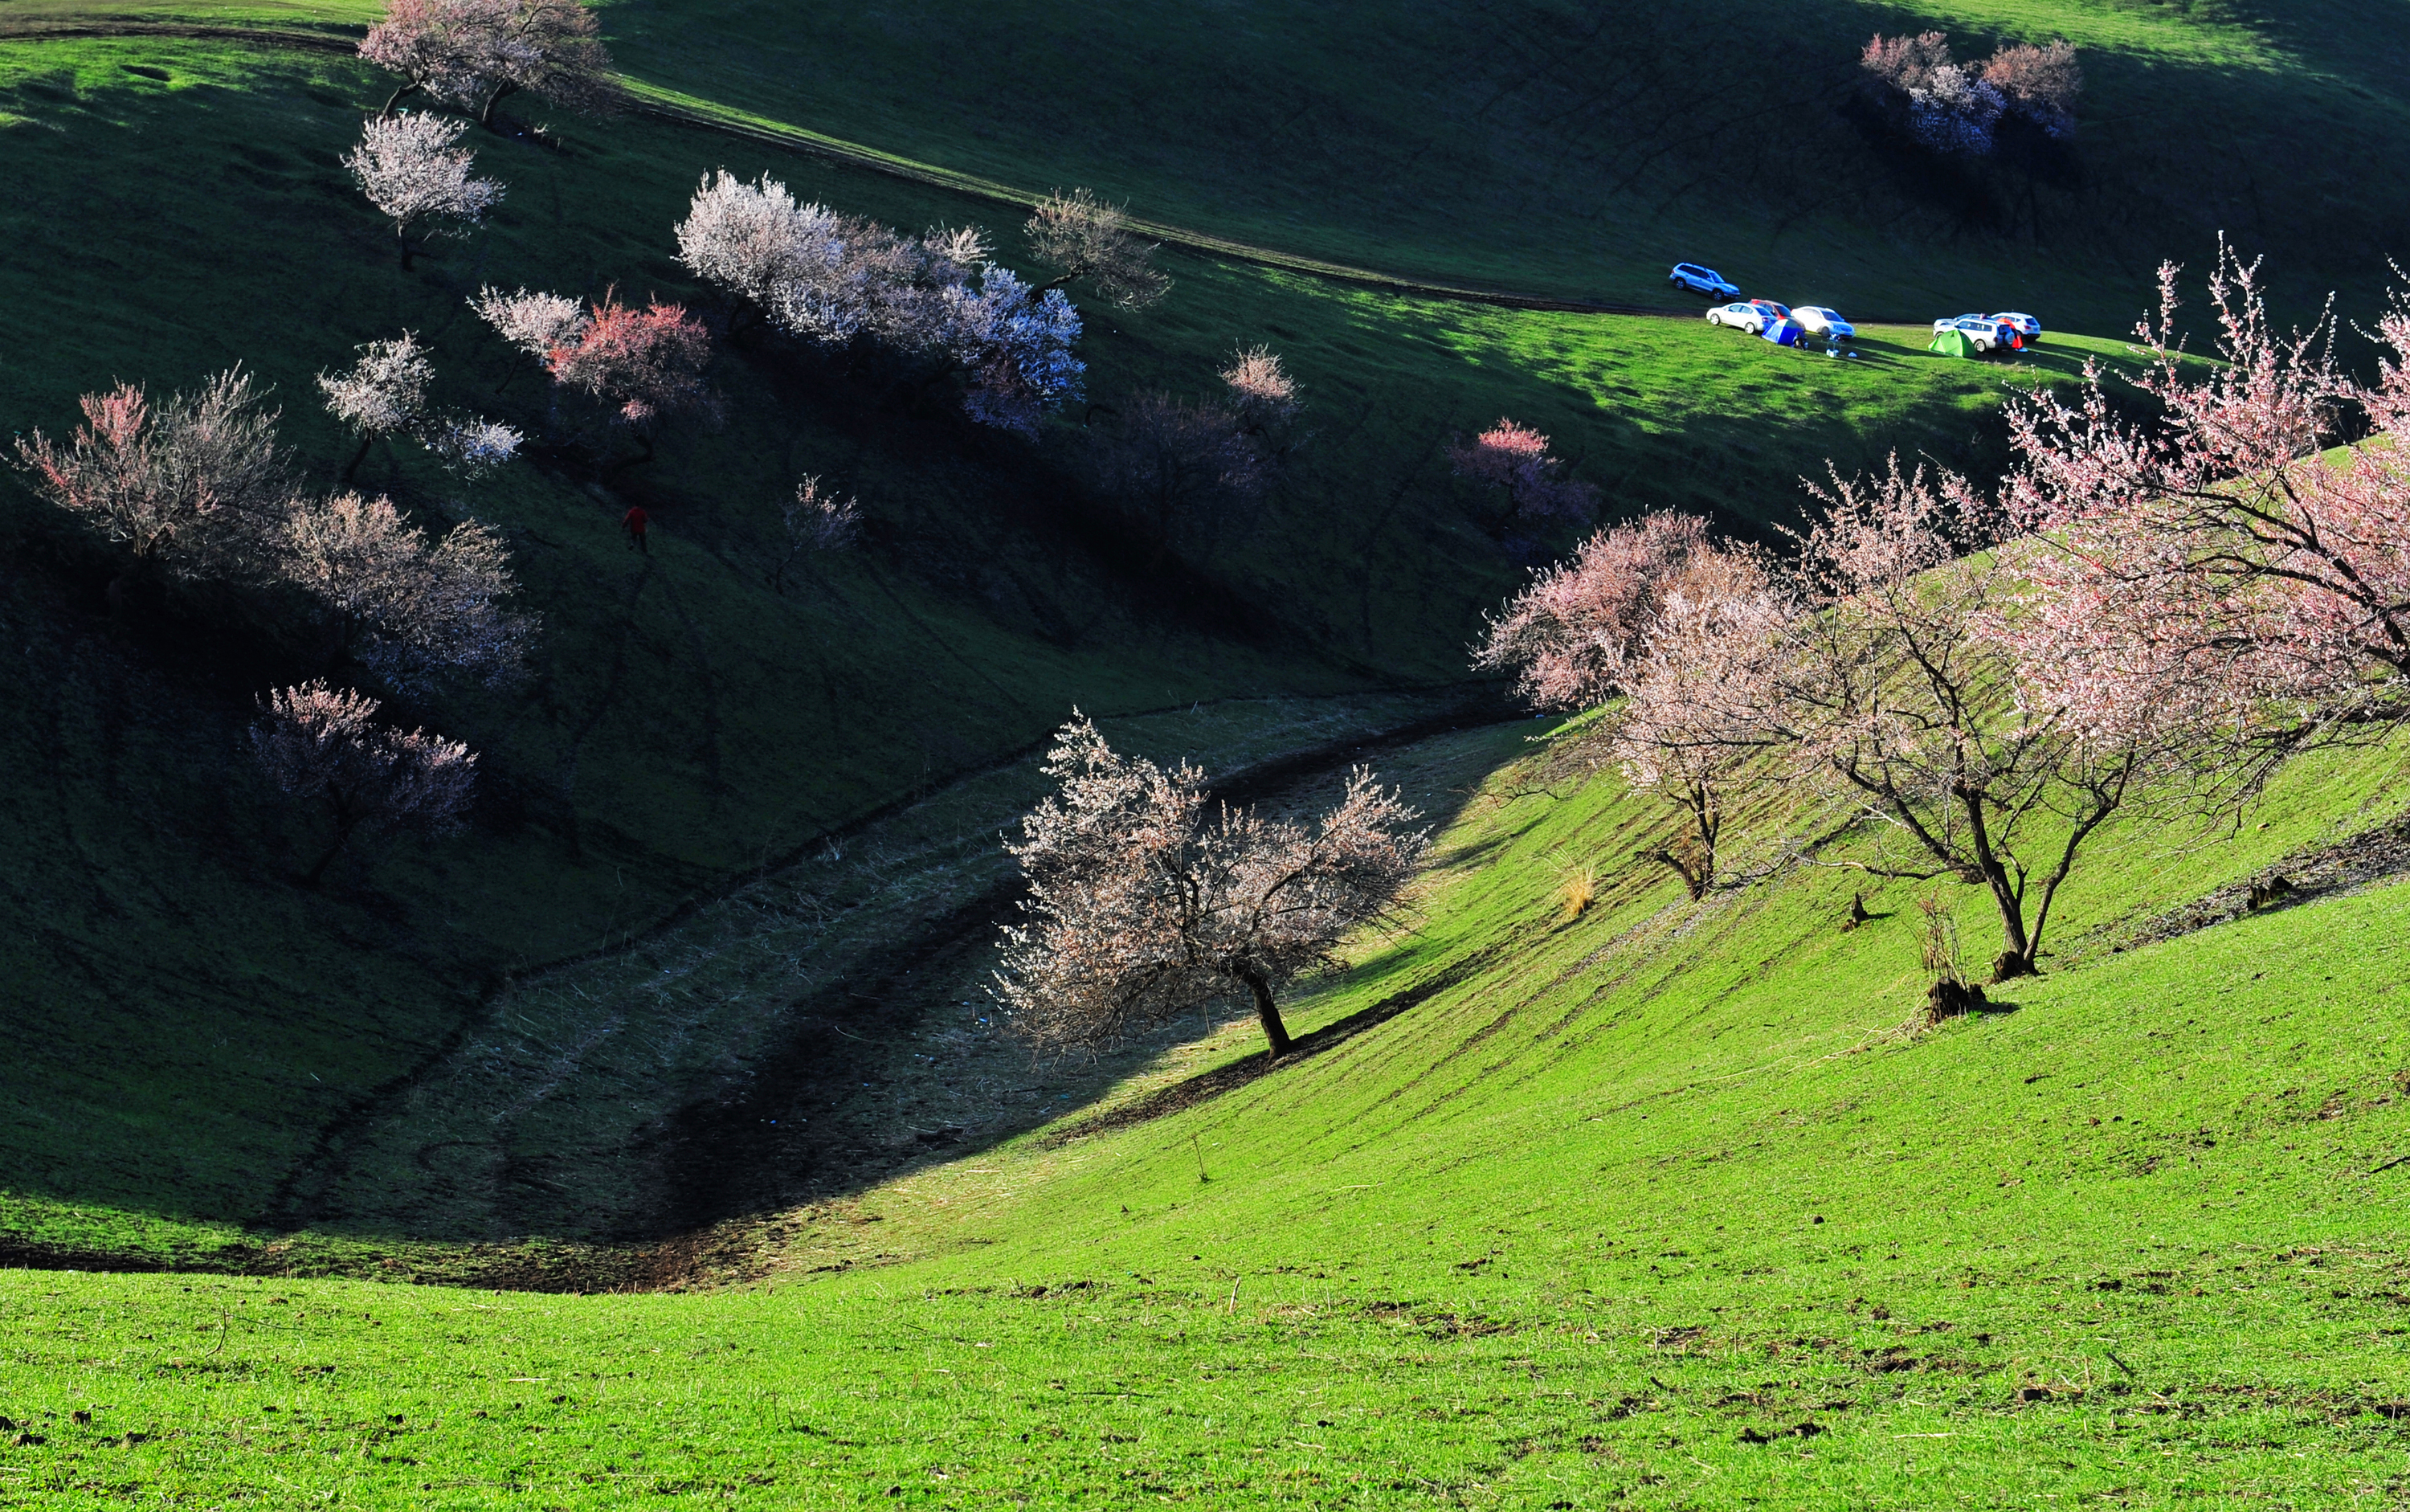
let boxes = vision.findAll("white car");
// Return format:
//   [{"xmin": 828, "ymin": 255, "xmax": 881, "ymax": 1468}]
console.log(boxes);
[
  {"xmin": 1706, "ymin": 300, "xmax": 1787, "ymax": 334},
  {"xmin": 1792, "ymin": 306, "xmax": 1856, "ymax": 342},
  {"xmin": 1991, "ymin": 311, "xmax": 2042, "ymax": 341},
  {"xmin": 1932, "ymin": 314, "xmax": 2020, "ymax": 352}
]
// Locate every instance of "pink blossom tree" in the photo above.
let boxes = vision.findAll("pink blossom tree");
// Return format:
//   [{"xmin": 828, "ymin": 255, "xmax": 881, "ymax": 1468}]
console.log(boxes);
[
  {"xmin": 360, "ymin": 0, "xmax": 615, "ymax": 129},
  {"xmin": 11, "ymin": 367, "xmax": 291, "ymax": 591},
  {"xmin": 1758, "ymin": 457, "xmax": 2210, "ymax": 980},
  {"xmin": 2004, "ymin": 246, "xmax": 2410, "ymax": 766},
  {"xmin": 475, "ymin": 288, "xmax": 717, "ymax": 464},
  {"xmin": 250, "ymin": 680, "xmax": 478, "ymax": 885},
  {"xmin": 1449, "ymin": 419, "xmax": 1596, "ymax": 529},
  {"xmin": 1605, "ymin": 546, "xmax": 1793, "ymax": 897},
  {"xmin": 994, "ymin": 717, "xmax": 1427, "ymax": 1059},
  {"xmin": 1473, "ymin": 510, "xmax": 1715, "ymax": 708},
  {"xmin": 341, "ymin": 113, "xmax": 503, "ymax": 269}
]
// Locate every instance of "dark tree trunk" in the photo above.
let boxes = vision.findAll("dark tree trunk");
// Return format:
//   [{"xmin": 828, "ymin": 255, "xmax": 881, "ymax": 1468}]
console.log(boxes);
[
  {"xmin": 380, "ymin": 79, "xmax": 422, "ymax": 118},
  {"xmin": 341, "ymin": 434, "xmax": 374, "ymax": 486},
  {"xmin": 479, "ymin": 82, "xmax": 518, "ymax": 130},
  {"xmin": 1652, "ymin": 848, "xmax": 1707, "ymax": 901},
  {"xmin": 398, "ymin": 223, "xmax": 416, "ymax": 271},
  {"xmin": 303, "ymin": 803, "xmax": 365, "ymax": 889},
  {"xmin": 1242, "ymin": 971, "xmax": 1292, "ymax": 1059}
]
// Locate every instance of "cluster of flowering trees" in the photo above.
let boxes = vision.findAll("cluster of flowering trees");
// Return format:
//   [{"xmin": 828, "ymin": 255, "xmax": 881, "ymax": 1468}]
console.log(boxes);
[
  {"xmin": 672, "ymin": 174, "xmax": 1169, "ymax": 435},
  {"xmin": 472, "ymin": 286, "xmax": 719, "ymax": 465},
  {"xmin": 1483, "ymin": 251, "xmax": 2406, "ymax": 984},
  {"xmin": 992, "ymin": 717, "xmax": 1427, "ymax": 1058},
  {"xmin": 1859, "ymin": 32, "xmax": 2081, "ymax": 156},
  {"xmin": 13, "ymin": 353, "xmax": 530, "ymax": 882}
]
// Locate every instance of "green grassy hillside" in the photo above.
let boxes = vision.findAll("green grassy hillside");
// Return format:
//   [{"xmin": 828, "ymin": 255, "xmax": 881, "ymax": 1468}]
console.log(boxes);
[
  {"xmin": 0, "ymin": 31, "xmax": 2192, "ymax": 1257},
  {"xmin": 2, "ymin": 721, "xmax": 2405, "ymax": 1505}
]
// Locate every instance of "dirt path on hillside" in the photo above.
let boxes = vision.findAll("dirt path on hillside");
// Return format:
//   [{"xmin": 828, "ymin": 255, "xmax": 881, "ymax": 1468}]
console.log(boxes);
[{"xmin": 0, "ymin": 18, "xmax": 1731, "ymax": 319}]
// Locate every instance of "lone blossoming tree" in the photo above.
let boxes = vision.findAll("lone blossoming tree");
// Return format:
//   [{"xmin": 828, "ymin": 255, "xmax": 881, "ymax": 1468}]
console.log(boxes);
[
  {"xmin": 11, "ymin": 367, "xmax": 290, "ymax": 589},
  {"xmin": 250, "ymin": 680, "xmax": 478, "ymax": 885},
  {"xmin": 1758, "ymin": 458, "xmax": 2209, "ymax": 981},
  {"xmin": 1449, "ymin": 419, "xmax": 1596, "ymax": 529},
  {"xmin": 342, "ymin": 113, "xmax": 503, "ymax": 268},
  {"xmin": 994, "ymin": 717, "xmax": 1427, "ymax": 1059},
  {"xmin": 360, "ymin": 0, "xmax": 615, "ymax": 128},
  {"xmin": 1023, "ymin": 187, "xmax": 1170, "ymax": 309}
]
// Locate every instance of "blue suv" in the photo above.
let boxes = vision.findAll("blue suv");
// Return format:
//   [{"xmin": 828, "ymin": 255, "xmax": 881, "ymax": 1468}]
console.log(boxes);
[{"xmin": 1669, "ymin": 263, "xmax": 1740, "ymax": 299}]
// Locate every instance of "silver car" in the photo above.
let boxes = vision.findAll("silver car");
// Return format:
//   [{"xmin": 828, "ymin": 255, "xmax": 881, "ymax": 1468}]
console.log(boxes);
[
  {"xmin": 1933, "ymin": 314, "xmax": 2018, "ymax": 353},
  {"xmin": 1792, "ymin": 306, "xmax": 1856, "ymax": 342},
  {"xmin": 1991, "ymin": 311, "xmax": 2042, "ymax": 341}
]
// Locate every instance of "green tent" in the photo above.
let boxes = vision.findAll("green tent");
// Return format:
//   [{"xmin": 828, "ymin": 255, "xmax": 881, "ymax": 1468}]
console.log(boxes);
[{"xmin": 1928, "ymin": 327, "xmax": 1980, "ymax": 358}]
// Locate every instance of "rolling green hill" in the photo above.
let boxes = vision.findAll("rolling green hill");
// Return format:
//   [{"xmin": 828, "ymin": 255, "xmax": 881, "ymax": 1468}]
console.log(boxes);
[
  {"xmin": 0, "ymin": 24, "xmax": 2199, "ymax": 1261},
  {"xmin": 2, "ymin": 718, "xmax": 2405, "ymax": 1505},
  {"xmin": 2, "ymin": 0, "xmax": 2410, "ymax": 1501}
]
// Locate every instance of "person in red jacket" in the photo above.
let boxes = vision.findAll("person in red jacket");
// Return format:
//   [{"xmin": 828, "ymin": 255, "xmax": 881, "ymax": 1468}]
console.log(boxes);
[{"xmin": 622, "ymin": 505, "xmax": 649, "ymax": 554}]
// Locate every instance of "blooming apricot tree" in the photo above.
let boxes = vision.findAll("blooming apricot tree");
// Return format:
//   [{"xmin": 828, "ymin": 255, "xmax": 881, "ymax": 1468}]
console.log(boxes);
[
  {"xmin": 283, "ymin": 492, "xmax": 533, "ymax": 689},
  {"xmin": 342, "ymin": 113, "xmax": 503, "ymax": 268},
  {"xmin": 1473, "ymin": 510, "xmax": 1715, "ymax": 708},
  {"xmin": 251, "ymin": 680, "xmax": 477, "ymax": 885},
  {"xmin": 12, "ymin": 367, "xmax": 290, "ymax": 586},
  {"xmin": 474, "ymin": 288, "xmax": 717, "ymax": 462},
  {"xmin": 360, "ymin": 0, "xmax": 615, "ymax": 128},
  {"xmin": 2005, "ymin": 246, "xmax": 2410, "ymax": 766},
  {"xmin": 1023, "ymin": 188, "xmax": 1169, "ymax": 309},
  {"xmin": 995, "ymin": 717, "xmax": 1426, "ymax": 1059},
  {"xmin": 1449, "ymin": 419, "xmax": 1595, "ymax": 528}
]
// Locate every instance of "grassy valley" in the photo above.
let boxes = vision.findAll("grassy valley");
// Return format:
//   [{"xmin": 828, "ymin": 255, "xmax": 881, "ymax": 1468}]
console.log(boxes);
[{"xmin": 0, "ymin": 0, "xmax": 2407, "ymax": 1504}]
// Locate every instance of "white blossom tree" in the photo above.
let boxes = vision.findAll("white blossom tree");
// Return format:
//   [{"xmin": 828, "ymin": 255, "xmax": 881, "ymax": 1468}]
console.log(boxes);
[
  {"xmin": 994, "ymin": 717, "xmax": 1426, "ymax": 1059},
  {"xmin": 1024, "ymin": 187, "xmax": 1170, "ymax": 309},
  {"xmin": 282, "ymin": 492, "xmax": 534, "ymax": 690},
  {"xmin": 342, "ymin": 112, "xmax": 504, "ymax": 268},
  {"xmin": 320, "ymin": 332, "xmax": 522, "ymax": 482},
  {"xmin": 360, "ymin": 0, "xmax": 615, "ymax": 129}
]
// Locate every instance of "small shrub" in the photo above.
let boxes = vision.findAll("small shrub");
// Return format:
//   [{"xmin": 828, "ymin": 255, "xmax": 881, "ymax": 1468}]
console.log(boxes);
[{"xmin": 1560, "ymin": 866, "xmax": 1596, "ymax": 919}]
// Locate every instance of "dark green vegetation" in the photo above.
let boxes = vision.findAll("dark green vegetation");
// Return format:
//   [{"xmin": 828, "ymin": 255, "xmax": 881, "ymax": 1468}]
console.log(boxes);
[
  {"xmin": 3, "ymin": 0, "xmax": 2410, "ymax": 1502},
  {"xmin": 0, "ymin": 28, "xmax": 2175, "ymax": 1262},
  {"xmin": 3, "ymin": 724, "xmax": 2408, "ymax": 1505}
]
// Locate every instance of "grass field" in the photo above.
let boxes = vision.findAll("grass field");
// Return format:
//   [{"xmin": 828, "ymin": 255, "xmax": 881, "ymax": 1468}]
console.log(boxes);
[
  {"xmin": 0, "ymin": 30, "xmax": 2203, "ymax": 1265},
  {"xmin": 2, "ymin": 721, "xmax": 2406, "ymax": 1505},
  {"xmin": 4, "ymin": 1, "xmax": 2410, "ymax": 1500}
]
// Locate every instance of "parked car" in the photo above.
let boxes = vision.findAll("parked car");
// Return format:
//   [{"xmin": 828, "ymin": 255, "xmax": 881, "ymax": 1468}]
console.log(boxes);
[
  {"xmin": 1707, "ymin": 301, "xmax": 1780, "ymax": 334},
  {"xmin": 1931, "ymin": 314, "xmax": 2020, "ymax": 353},
  {"xmin": 1747, "ymin": 299, "xmax": 1791, "ymax": 323},
  {"xmin": 1670, "ymin": 263, "xmax": 1740, "ymax": 298},
  {"xmin": 1990, "ymin": 311, "xmax": 2042, "ymax": 341},
  {"xmin": 1792, "ymin": 305, "xmax": 1856, "ymax": 341}
]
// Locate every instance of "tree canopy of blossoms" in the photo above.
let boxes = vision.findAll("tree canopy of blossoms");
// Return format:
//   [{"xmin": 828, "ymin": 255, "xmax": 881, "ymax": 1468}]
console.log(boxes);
[
  {"xmin": 668, "ymin": 175, "xmax": 1084, "ymax": 433},
  {"xmin": 474, "ymin": 287, "xmax": 717, "ymax": 460},
  {"xmin": 1449, "ymin": 419, "xmax": 1596, "ymax": 528},
  {"xmin": 251, "ymin": 680, "xmax": 477, "ymax": 885},
  {"xmin": 283, "ymin": 492, "xmax": 534, "ymax": 691},
  {"xmin": 1860, "ymin": 31, "xmax": 2079, "ymax": 154},
  {"xmin": 994, "ymin": 716, "xmax": 1426, "ymax": 1059},
  {"xmin": 359, "ymin": 0, "xmax": 615, "ymax": 127},
  {"xmin": 1607, "ymin": 550, "xmax": 1793, "ymax": 897},
  {"xmin": 2004, "ymin": 244, "xmax": 2410, "ymax": 768},
  {"xmin": 1473, "ymin": 510, "xmax": 1715, "ymax": 708},
  {"xmin": 12, "ymin": 367, "xmax": 290, "ymax": 585},
  {"xmin": 341, "ymin": 112, "xmax": 503, "ymax": 268},
  {"xmin": 1023, "ymin": 187, "xmax": 1170, "ymax": 309},
  {"xmin": 320, "ymin": 333, "xmax": 524, "ymax": 483}
]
